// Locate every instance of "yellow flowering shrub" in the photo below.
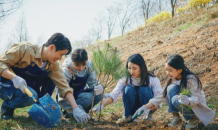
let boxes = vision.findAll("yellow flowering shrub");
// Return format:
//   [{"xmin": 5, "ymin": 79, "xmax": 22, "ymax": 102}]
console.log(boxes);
[
  {"xmin": 176, "ymin": 0, "xmax": 213, "ymax": 15},
  {"xmin": 146, "ymin": 11, "xmax": 171, "ymax": 25}
]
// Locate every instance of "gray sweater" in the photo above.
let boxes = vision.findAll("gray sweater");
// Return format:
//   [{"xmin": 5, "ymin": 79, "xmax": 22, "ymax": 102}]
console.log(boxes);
[{"xmin": 62, "ymin": 56, "xmax": 97, "ymax": 89}]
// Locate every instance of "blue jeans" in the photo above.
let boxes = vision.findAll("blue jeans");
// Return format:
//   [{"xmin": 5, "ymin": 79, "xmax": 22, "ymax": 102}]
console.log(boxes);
[
  {"xmin": 1, "ymin": 87, "xmax": 38, "ymax": 109},
  {"xmin": 58, "ymin": 90, "xmax": 103, "ymax": 113},
  {"xmin": 167, "ymin": 84, "xmax": 195, "ymax": 121},
  {"xmin": 77, "ymin": 90, "xmax": 102, "ymax": 113},
  {"xmin": 123, "ymin": 85, "xmax": 154, "ymax": 117}
]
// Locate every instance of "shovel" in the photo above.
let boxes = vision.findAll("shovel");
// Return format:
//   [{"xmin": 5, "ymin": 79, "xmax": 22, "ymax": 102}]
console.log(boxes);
[{"xmin": 10, "ymin": 68, "xmax": 62, "ymax": 128}]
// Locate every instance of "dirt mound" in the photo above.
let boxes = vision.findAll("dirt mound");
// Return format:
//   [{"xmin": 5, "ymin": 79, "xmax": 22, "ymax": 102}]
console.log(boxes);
[{"xmin": 84, "ymin": 4, "xmax": 218, "ymax": 130}]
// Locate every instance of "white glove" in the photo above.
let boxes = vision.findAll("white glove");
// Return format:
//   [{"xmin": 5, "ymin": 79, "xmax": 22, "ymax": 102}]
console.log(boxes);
[
  {"xmin": 73, "ymin": 106, "xmax": 90, "ymax": 123},
  {"xmin": 91, "ymin": 104, "xmax": 104, "ymax": 114},
  {"xmin": 132, "ymin": 105, "xmax": 148, "ymax": 119},
  {"xmin": 12, "ymin": 76, "xmax": 27, "ymax": 93},
  {"xmin": 94, "ymin": 84, "xmax": 103, "ymax": 95},
  {"xmin": 188, "ymin": 96, "xmax": 199, "ymax": 107},
  {"xmin": 178, "ymin": 95, "xmax": 190, "ymax": 106},
  {"xmin": 139, "ymin": 109, "xmax": 150, "ymax": 119}
]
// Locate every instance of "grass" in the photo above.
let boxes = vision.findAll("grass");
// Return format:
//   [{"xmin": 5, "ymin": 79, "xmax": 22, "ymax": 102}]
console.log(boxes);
[
  {"xmin": 175, "ymin": 23, "xmax": 193, "ymax": 32},
  {"xmin": 161, "ymin": 103, "xmax": 167, "ymax": 110}
]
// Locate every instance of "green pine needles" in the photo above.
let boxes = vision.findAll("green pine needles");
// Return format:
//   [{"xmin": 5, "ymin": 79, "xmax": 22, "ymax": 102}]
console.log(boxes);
[
  {"xmin": 180, "ymin": 88, "xmax": 191, "ymax": 96},
  {"xmin": 180, "ymin": 88, "xmax": 194, "ymax": 124},
  {"xmin": 90, "ymin": 43, "xmax": 126, "ymax": 120}
]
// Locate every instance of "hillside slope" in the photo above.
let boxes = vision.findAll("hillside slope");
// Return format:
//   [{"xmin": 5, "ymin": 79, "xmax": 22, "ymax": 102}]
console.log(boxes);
[{"xmin": 86, "ymin": 3, "xmax": 218, "ymax": 129}]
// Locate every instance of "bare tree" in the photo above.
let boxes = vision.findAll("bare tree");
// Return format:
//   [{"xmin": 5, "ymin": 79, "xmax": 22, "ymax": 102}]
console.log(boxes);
[
  {"xmin": 170, "ymin": 0, "xmax": 178, "ymax": 17},
  {"xmin": 37, "ymin": 34, "xmax": 46, "ymax": 45},
  {"xmin": 100, "ymin": 6, "xmax": 118, "ymax": 40},
  {"xmin": 91, "ymin": 16, "xmax": 103, "ymax": 41},
  {"xmin": 0, "ymin": 0, "xmax": 23, "ymax": 22},
  {"xmin": 136, "ymin": 0, "xmax": 157, "ymax": 25},
  {"xmin": 117, "ymin": 0, "xmax": 135, "ymax": 35},
  {"xmin": 6, "ymin": 13, "xmax": 30, "ymax": 50},
  {"xmin": 158, "ymin": 0, "xmax": 162, "ymax": 12}
]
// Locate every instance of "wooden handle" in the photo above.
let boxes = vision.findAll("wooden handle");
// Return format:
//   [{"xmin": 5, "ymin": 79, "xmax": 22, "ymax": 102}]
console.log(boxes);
[
  {"xmin": 24, "ymin": 84, "xmax": 38, "ymax": 103},
  {"xmin": 24, "ymin": 85, "xmax": 33, "ymax": 97}
]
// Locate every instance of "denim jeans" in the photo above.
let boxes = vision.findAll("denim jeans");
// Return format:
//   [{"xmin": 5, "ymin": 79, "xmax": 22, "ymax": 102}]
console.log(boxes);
[
  {"xmin": 122, "ymin": 85, "xmax": 154, "ymax": 117},
  {"xmin": 167, "ymin": 84, "xmax": 195, "ymax": 121},
  {"xmin": 1, "ymin": 87, "xmax": 38, "ymax": 109},
  {"xmin": 58, "ymin": 90, "xmax": 102, "ymax": 113}
]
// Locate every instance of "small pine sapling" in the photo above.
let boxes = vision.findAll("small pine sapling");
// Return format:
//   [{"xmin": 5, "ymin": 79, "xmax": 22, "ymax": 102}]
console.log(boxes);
[
  {"xmin": 89, "ymin": 43, "xmax": 126, "ymax": 121},
  {"xmin": 180, "ymin": 88, "xmax": 193, "ymax": 130}
]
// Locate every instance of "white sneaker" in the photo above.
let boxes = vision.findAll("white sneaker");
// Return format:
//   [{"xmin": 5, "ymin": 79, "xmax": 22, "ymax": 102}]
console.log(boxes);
[
  {"xmin": 144, "ymin": 114, "xmax": 153, "ymax": 121},
  {"xmin": 133, "ymin": 115, "xmax": 153, "ymax": 122},
  {"xmin": 116, "ymin": 115, "xmax": 132, "ymax": 124},
  {"xmin": 168, "ymin": 117, "xmax": 182, "ymax": 126},
  {"xmin": 185, "ymin": 116, "xmax": 198, "ymax": 129}
]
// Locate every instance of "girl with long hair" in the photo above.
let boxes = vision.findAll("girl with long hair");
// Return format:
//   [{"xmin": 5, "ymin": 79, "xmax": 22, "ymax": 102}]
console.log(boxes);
[
  {"xmin": 135, "ymin": 54, "xmax": 215, "ymax": 128},
  {"xmin": 91, "ymin": 54, "xmax": 163, "ymax": 124}
]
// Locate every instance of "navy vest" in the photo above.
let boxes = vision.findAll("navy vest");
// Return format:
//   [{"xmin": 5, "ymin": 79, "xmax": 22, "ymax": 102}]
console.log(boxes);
[{"xmin": 0, "ymin": 62, "xmax": 51, "ymax": 99}]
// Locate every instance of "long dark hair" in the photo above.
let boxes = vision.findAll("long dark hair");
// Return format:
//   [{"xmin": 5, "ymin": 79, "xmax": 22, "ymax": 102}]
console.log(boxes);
[
  {"xmin": 163, "ymin": 54, "xmax": 202, "ymax": 97},
  {"xmin": 71, "ymin": 48, "xmax": 88, "ymax": 65},
  {"xmin": 125, "ymin": 54, "xmax": 155, "ymax": 86}
]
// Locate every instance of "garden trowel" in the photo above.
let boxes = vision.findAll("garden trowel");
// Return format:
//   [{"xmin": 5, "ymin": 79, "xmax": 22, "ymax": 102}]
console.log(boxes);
[{"xmin": 10, "ymin": 68, "xmax": 62, "ymax": 128}]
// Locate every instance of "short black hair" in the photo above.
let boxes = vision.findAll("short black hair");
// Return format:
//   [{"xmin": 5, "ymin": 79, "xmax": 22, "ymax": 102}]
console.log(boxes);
[
  {"xmin": 71, "ymin": 48, "xmax": 88, "ymax": 65},
  {"xmin": 45, "ymin": 33, "xmax": 72, "ymax": 55}
]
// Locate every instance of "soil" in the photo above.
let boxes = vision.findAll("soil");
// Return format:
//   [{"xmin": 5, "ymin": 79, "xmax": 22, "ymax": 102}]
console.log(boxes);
[{"xmin": 56, "ymin": 4, "xmax": 218, "ymax": 130}]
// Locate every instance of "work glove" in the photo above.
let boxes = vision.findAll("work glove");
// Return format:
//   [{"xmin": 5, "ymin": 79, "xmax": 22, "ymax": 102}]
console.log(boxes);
[
  {"xmin": 178, "ymin": 95, "xmax": 190, "ymax": 106},
  {"xmin": 73, "ymin": 106, "xmax": 90, "ymax": 123},
  {"xmin": 132, "ymin": 105, "xmax": 148, "ymax": 119},
  {"xmin": 94, "ymin": 84, "xmax": 103, "ymax": 95},
  {"xmin": 12, "ymin": 76, "xmax": 27, "ymax": 93},
  {"xmin": 91, "ymin": 104, "xmax": 104, "ymax": 114},
  {"xmin": 187, "ymin": 96, "xmax": 199, "ymax": 107}
]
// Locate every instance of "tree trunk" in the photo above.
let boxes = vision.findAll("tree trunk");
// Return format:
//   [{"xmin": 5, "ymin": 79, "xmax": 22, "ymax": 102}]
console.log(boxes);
[{"xmin": 171, "ymin": 0, "xmax": 175, "ymax": 17}]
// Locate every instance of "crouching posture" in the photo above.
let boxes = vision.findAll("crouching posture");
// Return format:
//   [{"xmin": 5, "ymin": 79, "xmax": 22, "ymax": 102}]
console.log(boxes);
[
  {"xmin": 142, "ymin": 54, "xmax": 215, "ymax": 129},
  {"xmin": 0, "ymin": 33, "xmax": 84, "ymax": 121},
  {"xmin": 56, "ymin": 48, "xmax": 103, "ymax": 122},
  {"xmin": 91, "ymin": 54, "xmax": 162, "ymax": 124}
]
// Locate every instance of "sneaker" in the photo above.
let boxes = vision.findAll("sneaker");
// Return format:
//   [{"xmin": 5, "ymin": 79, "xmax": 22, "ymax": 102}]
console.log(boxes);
[
  {"xmin": 144, "ymin": 114, "xmax": 153, "ymax": 121},
  {"xmin": 116, "ymin": 115, "xmax": 132, "ymax": 124},
  {"xmin": 185, "ymin": 116, "xmax": 198, "ymax": 129},
  {"xmin": 1, "ymin": 103, "xmax": 15, "ymax": 120},
  {"xmin": 168, "ymin": 117, "xmax": 182, "ymax": 126}
]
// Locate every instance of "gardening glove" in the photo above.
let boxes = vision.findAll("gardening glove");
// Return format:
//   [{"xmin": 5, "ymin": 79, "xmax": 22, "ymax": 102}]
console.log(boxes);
[
  {"xmin": 73, "ymin": 106, "xmax": 90, "ymax": 123},
  {"xmin": 139, "ymin": 109, "xmax": 150, "ymax": 119},
  {"xmin": 91, "ymin": 104, "xmax": 104, "ymax": 114},
  {"xmin": 132, "ymin": 105, "xmax": 148, "ymax": 119},
  {"xmin": 94, "ymin": 84, "xmax": 103, "ymax": 95},
  {"xmin": 178, "ymin": 95, "xmax": 190, "ymax": 106},
  {"xmin": 188, "ymin": 96, "xmax": 199, "ymax": 107},
  {"xmin": 12, "ymin": 76, "xmax": 27, "ymax": 93}
]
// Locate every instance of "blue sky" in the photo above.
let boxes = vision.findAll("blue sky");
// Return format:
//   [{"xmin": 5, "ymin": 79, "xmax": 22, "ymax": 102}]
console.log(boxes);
[{"xmin": 0, "ymin": 0, "xmax": 121, "ymax": 53}]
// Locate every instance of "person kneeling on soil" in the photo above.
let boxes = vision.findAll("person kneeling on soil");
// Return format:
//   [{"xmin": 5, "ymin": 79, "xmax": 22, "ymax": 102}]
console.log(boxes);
[
  {"xmin": 140, "ymin": 54, "xmax": 215, "ymax": 129},
  {"xmin": 56, "ymin": 48, "xmax": 103, "ymax": 122},
  {"xmin": 91, "ymin": 54, "xmax": 163, "ymax": 124},
  {"xmin": 0, "ymin": 33, "xmax": 90, "ymax": 123}
]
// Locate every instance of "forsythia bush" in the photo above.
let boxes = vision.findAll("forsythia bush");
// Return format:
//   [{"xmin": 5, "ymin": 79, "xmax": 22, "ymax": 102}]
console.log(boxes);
[
  {"xmin": 146, "ymin": 11, "xmax": 171, "ymax": 25},
  {"xmin": 176, "ymin": 0, "xmax": 213, "ymax": 15}
]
